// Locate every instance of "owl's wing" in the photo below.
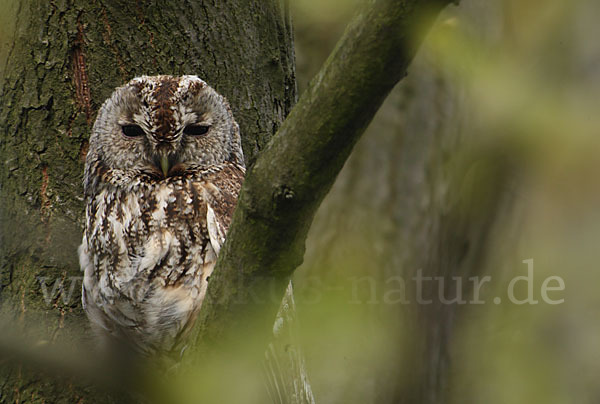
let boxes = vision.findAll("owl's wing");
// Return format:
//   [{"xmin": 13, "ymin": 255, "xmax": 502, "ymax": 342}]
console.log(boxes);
[{"xmin": 201, "ymin": 162, "xmax": 245, "ymax": 255}]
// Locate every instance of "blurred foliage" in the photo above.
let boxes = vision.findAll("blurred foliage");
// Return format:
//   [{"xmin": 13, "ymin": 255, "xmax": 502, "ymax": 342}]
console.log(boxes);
[
  {"xmin": 292, "ymin": 0, "xmax": 359, "ymax": 91},
  {"xmin": 292, "ymin": 0, "xmax": 600, "ymax": 403}
]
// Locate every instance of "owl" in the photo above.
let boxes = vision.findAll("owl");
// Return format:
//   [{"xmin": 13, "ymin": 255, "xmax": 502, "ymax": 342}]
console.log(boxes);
[{"xmin": 78, "ymin": 75, "xmax": 245, "ymax": 356}]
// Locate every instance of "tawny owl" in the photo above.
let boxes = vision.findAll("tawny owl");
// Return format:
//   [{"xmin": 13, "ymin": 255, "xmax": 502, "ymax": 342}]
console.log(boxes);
[{"xmin": 78, "ymin": 75, "xmax": 245, "ymax": 355}]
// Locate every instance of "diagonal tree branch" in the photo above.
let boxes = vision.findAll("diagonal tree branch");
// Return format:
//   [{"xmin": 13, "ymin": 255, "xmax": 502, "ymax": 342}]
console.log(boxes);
[{"xmin": 189, "ymin": 0, "xmax": 455, "ymax": 354}]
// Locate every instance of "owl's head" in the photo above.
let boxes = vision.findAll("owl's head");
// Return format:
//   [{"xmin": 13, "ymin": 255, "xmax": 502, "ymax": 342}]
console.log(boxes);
[{"xmin": 85, "ymin": 75, "xmax": 243, "ymax": 190}]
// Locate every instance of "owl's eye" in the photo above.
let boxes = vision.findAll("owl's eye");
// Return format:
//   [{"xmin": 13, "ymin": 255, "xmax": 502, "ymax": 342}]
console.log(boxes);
[
  {"xmin": 183, "ymin": 125, "xmax": 210, "ymax": 136},
  {"xmin": 121, "ymin": 125, "xmax": 145, "ymax": 138}
]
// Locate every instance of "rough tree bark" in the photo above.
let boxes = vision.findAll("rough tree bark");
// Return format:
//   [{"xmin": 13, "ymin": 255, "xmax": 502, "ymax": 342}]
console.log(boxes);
[{"xmin": 0, "ymin": 1, "xmax": 295, "ymax": 402}]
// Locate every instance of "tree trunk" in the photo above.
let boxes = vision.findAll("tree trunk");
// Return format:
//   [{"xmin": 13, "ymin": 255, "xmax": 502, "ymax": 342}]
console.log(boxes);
[{"xmin": 0, "ymin": 0, "xmax": 295, "ymax": 402}]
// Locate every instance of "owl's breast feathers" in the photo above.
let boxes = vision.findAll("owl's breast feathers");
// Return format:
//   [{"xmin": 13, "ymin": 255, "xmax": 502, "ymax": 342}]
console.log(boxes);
[{"xmin": 79, "ymin": 162, "xmax": 244, "ymax": 354}]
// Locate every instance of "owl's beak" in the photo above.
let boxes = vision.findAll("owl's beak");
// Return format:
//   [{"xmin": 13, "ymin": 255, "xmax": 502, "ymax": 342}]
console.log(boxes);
[
  {"xmin": 154, "ymin": 147, "xmax": 182, "ymax": 178},
  {"xmin": 159, "ymin": 153, "xmax": 170, "ymax": 177}
]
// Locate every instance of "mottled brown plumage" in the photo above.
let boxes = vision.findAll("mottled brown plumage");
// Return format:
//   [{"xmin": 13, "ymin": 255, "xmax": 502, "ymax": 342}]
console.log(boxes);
[{"xmin": 79, "ymin": 75, "xmax": 244, "ymax": 355}]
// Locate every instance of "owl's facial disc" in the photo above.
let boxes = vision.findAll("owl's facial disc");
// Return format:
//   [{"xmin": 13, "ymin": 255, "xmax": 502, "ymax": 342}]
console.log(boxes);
[{"xmin": 87, "ymin": 75, "xmax": 244, "ymax": 187}]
